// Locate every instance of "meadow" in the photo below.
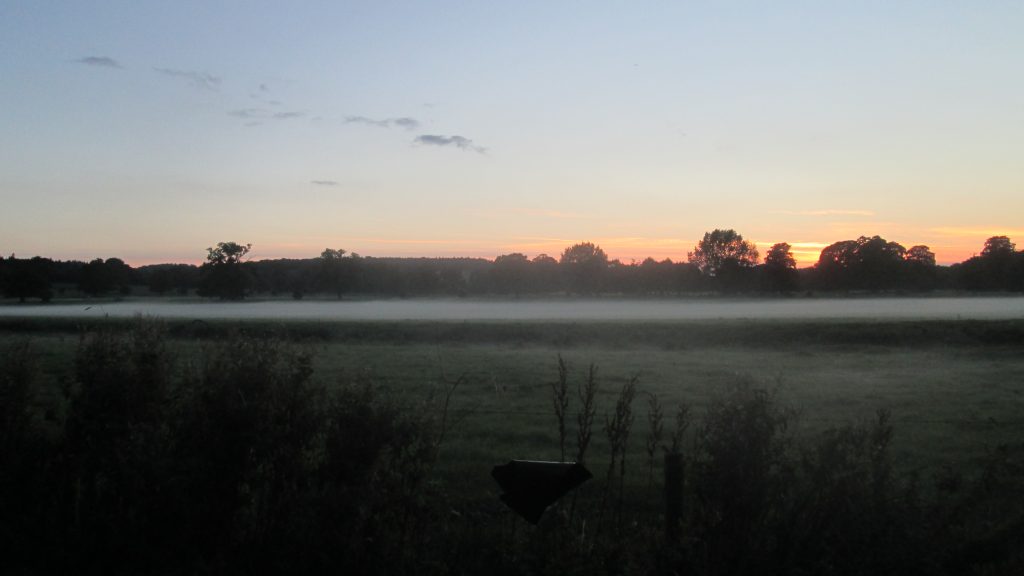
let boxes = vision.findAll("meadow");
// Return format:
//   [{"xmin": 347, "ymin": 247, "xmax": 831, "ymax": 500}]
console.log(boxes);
[{"xmin": 3, "ymin": 314, "xmax": 1023, "ymax": 574}]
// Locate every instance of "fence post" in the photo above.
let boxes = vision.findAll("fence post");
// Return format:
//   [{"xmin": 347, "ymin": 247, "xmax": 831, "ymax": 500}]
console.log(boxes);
[{"xmin": 664, "ymin": 452, "xmax": 684, "ymax": 542}]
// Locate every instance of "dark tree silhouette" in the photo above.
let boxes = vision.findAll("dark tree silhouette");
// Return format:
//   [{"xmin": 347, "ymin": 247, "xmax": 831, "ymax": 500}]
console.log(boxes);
[
  {"xmin": 638, "ymin": 257, "xmax": 677, "ymax": 294},
  {"xmin": 688, "ymin": 229, "xmax": 759, "ymax": 293},
  {"xmin": 78, "ymin": 257, "xmax": 132, "ymax": 296},
  {"xmin": 906, "ymin": 245, "xmax": 936, "ymax": 266},
  {"xmin": 0, "ymin": 256, "xmax": 52, "ymax": 302},
  {"xmin": 815, "ymin": 240, "xmax": 859, "ymax": 290},
  {"xmin": 688, "ymin": 229, "xmax": 759, "ymax": 277},
  {"xmin": 815, "ymin": 236, "xmax": 908, "ymax": 291},
  {"xmin": 491, "ymin": 252, "xmax": 531, "ymax": 296},
  {"xmin": 762, "ymin": 242, "xmax": 798, "ymax": 293},
  {"xmin": 531, "ymin": 253, "xmax": 560, "ymax": 293},
  {"xmin": 197, "ymin": 242, "xmax": 252, "ymax": 300},
  {"xmin": 981, "ymin": 236, "xmax": 1015, "ymax": 258},
  {"xmin": 904, "ymin": 245, "xmax": 938, "ymax": 291},
  {"xmin": 318, "ymin": 248, "xmax": 356, "ymax": 299},
  {"xmin": 855, "ymin": 236, "xmax": 906, "ymax": 291},
  {"xmin": 560, "ymin": 242, "xmax": 608, "ymax": 294},
  {"xmin": 140, "ymin": 264, "xmax": 199, "ymax": 296},
  {"xmin": 955, "ymin": 236, "xmax": 1023, "ymax": 291}
]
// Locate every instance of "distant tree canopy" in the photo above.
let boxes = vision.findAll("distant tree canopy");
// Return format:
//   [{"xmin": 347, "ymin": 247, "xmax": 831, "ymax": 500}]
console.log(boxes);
[
  {"xmin": 197, "ymin": 242, "xmax": 253, "ymax": 300},
  {"xmin": 4, "ymin": 234, "xmax": 1023, "ymax": 301},
  {"xmin": 560, "ymin": 242, "xmax": 609, "ymax": 294},
  {"xmin": 762, "ymin": 243, "xmax": 798, "ymax": 293},
  {"xmin": 953, "ymin": 236, "xmax": 1024, "ymax": 291},
  {"xmin": 78, "ymin": 258, "xmax": 132, "ymax": 297},
  {"xmin": 687, "ymin": 229, "xmax": 759, "ymax": 292},
  {"xmin": 0, "ymin": 255, "xmax": 52, "ymax": 302},
  {"xmin": 688, "ymin": 229, "xmax": 759, "ymax": 277},
  {"xmin": 491, "ymin": 252, "xmax": 531, "ymax": 295},
  {"xmin": 317, "ymin": 248, "xmax": 359, "ymax": 299},
  {"xmin": 140, "ymin": 264, "xmax": 199, "ymax": 296},
  {"xmin": 813, "ymin": 236, "xmax": 920, "ymax": 292},
  {"xmin": 981, "ymin": 236, "xmax": 1015, "ymax": 258}
]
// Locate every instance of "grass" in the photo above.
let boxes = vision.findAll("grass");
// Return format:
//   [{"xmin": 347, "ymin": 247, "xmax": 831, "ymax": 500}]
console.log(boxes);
[
  {"xmin": 5, "ymin": 316, "xmax": 1024, "ymax": 574},
  {"xmin": 308, "ymin": 334, "xmax": 1023, "ymax": 500},
  {"xmin": 5, "ymin": 317, "xmax": 1021, "ymax": 502}
]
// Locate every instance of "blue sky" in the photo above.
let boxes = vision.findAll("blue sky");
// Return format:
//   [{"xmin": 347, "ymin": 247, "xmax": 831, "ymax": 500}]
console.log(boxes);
[{"xmin": 2, "ymin": 1, "xmax": 1022, "ymax": 265}]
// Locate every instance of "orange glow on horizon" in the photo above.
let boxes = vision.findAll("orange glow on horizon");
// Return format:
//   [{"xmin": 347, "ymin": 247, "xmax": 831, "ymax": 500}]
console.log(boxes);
[{"xmin": 107, "ymin": 234, "xmax": 1006, "ymax": 269}]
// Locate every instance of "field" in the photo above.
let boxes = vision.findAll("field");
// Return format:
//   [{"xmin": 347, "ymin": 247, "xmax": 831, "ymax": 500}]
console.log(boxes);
[
  {"xmin": 7, "ymin": 316, "xmax": 1024, "ymax": 493},
  {"xmin": 4, "ymin": 314, "xmax": 1024, "ymax": 574}
]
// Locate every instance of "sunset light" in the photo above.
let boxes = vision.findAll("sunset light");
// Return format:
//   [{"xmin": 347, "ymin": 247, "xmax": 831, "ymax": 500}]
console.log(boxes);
[
  {"xmin": 3, "ymin": 5, "xmax": 1024, "ymax": 574},
  {"xmin": 2, "ymin": 3, "xmax": 1021, "ymax": 268}
]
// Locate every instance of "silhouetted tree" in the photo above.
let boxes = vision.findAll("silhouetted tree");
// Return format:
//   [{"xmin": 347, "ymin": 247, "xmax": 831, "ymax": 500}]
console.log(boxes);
[
  {"xmin": 906, "ymin": 245, "xmax": 936, "ymax": 267},
  {"xmin": 531, "ymin": 254, "xmax": 560, "ymax": 293},
  {"xmin": 815, "ymin": 240, "xmax": 859, "ymax": 290},
  {"xmin": 197, "ymin": 242, "xmax": 252, "ymax": 300},
  {"xmin": 560, "ymin": 242, "xmax": 608, "ymax": 294},
  {"xmin": 318, "ymin": 248, "xmax": 355, "ymax": 298},
  {"xmin": 688, "ymin": 229, "xmax": 759, "ymax": 277},
  {"xmin": 761, "ymin": 242, "xmax": 798, "ymax": 293},
  {"xmin": 689, "ymin": 229, "xmax": 759, "ymax": 292},
  {"xmin": 140, "ymin": 264, "xmax": 199, "ymax": 296},
  {"xmin": 856, "ymin": 236, "xmax": 907, "ymax": 291},
  {"xmin": 955, "ymin": 236, "xmax": 1023, "ymax": 291},
  {"xmin": 981, "ymin": 236, "xmax": 1015, "ymax": 258},
  {"xmin": 78, "ymin": 257, "xmax": 132, "ymax": 296},
  {"xmin": 491, "ymin": 252, "xmax": 531, "ymax": 296},
  {"xmin": 0, "ymin": 255, "xmax": 52, "ymax": 302},
  {"xmin": 904, "ymin": 245, "xmax": 938, "ymax": 291},
  {"xmin": 638, "ymin": 257, "xmax": 677, "ymax": 294},
  {"xmin": 814, "ymin": 236, "xmax": 908, "ymax": 291}
]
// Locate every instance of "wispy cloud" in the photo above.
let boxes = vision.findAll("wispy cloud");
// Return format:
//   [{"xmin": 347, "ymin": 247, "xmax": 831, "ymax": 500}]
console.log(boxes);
[
  {"xmin": 345, "ymin": 116, "xmax": 420, "ymax": 130},
  {"xmin": 74, "ymin": 56, "xmax": 122, "ymax": 69},
  {"xmin": 512, "ymin": 209, "xmax": 593, "ymax": 220},
  {"xmin": 929, "ymin": 227, "xmax": 1024, "ymax": 239},
  {"xmin": 754, "ymin": 241, "xmax": 830, "ymax": 249},
  {"xmin": 229, "ymin": 108, "xmax": 264, "ymax": 119},
  {"xmin": 249, "ymin": 83, "xmax": 284, "ymax": 106},
  {"xmin": 229, "ymin": 108, "xmax": 304, "ymax": 121},
  {"xmin": 772, "ymin": 209, "xmax": 876, "ymax": 217},
  {"xmin": 154, "ymin": 67, "xmax": 221, "ymax": 90},
  {"xmin": 414, "ymin": 134, "xmax": 486, "ymax": 153},
  {"xmin": 310, "ymin": 180, "xmax": 339, "ymax": 186}
]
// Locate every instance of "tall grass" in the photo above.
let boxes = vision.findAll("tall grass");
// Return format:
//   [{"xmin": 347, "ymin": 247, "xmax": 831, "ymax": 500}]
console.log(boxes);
[{"xmin": 1, "ymin": 321, "xmax": 1023, "ymax": 574}]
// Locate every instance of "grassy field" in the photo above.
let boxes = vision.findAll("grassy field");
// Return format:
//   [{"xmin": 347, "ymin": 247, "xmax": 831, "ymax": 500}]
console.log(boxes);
[
  {"xmin": 5, "ymin": 316, "xmax": 1024, "ymax": 574},
  {"xmin": 6, "ymin": 317, "xmax": 1023, "ymax": 499}
]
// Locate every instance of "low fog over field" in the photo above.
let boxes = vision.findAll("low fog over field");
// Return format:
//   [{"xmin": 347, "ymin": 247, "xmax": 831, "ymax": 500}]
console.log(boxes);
[{"xmin": 2, "ymin": 297, "xmax": 1022, "ymax": 321}]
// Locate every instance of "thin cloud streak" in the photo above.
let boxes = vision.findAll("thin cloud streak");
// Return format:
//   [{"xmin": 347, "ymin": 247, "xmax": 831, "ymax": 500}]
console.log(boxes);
[
  {"xmin": 755, "ymin": 241, "xmax": 830, "ymax": 249},
  {"xmin": 74, "ymin": 56, "xmax": 122, "ymax": 69},
  {"xmin": 345, "ymin": 116, "xmax": 420, "ymax": 130},
  {"xmin": 512, "ymin": 209, "xmax": 593, "ymax": 220},
  {"xmin": 929, "ymin": 227, "xmax": 1024, "ymax": 239},
  {"xmin": 772, "ymin": 209, "xmax": 876, "ymax": 217},
  {"xmin": 154, "ymin": 67, "xmax": 221, "ymax": 90},
  {"xmin": 310, "ymin": 180, "xmax": 338, "ymax": 186},
  {"xmin": 229, "ymin": 108, "xmax": 304, "ymax": 120},
  {"xmin": 414, "ymin": 134, "xmax": 486, "ymax": 153}
]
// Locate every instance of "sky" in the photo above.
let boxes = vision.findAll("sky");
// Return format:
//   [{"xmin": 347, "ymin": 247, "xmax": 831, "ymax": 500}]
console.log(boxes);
[{"xmin": 1, "ymin": 1, "xmax": 1022, "ymax": 267}]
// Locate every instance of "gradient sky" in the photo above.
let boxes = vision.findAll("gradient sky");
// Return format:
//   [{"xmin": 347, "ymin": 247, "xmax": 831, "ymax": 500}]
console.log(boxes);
[{"xmin": 2, "ymin": 1, "xmax": 1022, "ymax": 267}]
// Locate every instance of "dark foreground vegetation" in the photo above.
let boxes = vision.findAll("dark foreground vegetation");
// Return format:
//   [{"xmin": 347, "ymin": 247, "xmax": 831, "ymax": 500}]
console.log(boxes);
[
  {"xmin": 2, "ymin": 319, "xmax": 1023, "ymax": 575},
  {"xmin": 3, "ymin": 233, "xmax": 1023, "ymax": 302}
]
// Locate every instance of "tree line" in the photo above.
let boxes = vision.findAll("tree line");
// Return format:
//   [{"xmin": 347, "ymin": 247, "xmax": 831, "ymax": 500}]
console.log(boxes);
[{"xmin": 2, "ymin": 232, "xmax": 1022, "ymax": 302}]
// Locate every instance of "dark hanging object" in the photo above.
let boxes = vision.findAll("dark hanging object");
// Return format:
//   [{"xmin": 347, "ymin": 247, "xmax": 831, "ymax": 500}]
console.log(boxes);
[{"xmin": 491, "ymin": 460, "xmax": 592, "ymax": 524}]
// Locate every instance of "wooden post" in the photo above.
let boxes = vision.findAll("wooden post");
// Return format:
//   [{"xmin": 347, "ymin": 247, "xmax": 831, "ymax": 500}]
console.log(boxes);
[{"xmin": 664, "ymin": 452, "xmax": 684, "ymax": 542}]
